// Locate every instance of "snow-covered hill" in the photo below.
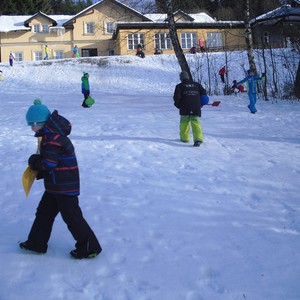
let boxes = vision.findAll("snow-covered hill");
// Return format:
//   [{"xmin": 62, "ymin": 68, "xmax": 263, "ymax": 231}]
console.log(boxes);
[{"xmin": 0, "ymin": 53, "xmax": 300, "ymax": 300}]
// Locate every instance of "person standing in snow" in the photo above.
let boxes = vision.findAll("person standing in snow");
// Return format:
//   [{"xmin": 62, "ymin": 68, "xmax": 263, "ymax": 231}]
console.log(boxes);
[
  {"xmin": 9, "ymin": 51, "xmax": 15, "ymax": 67},
  {"xmin": 81, "ymin": 72, "xmax": 90, "ymax": 107},
  {"xmin": 173, "ymin": 71, "xmax": 206, "ymax": 147},
  {"xmin": 189, "ymin": 46, "xmax": 197, "ymax": 54},
  {"xmin": 219, "ymin": 66, "xmax": 227, "ymax": 83},
  {"xmin": 136, "ymin": 43, "xmax": 145, "ymax": 58},
  {"xmin": 198, "ymin": 39, "xmax": 205, "ymax": 53},
  {"xmin": 20, "ymin": 99, "xmax": 102, "ymax": 259},
  {"xmin": 231, "ymin": 80, "xmax": 246, "ymax": 94},
  {"xmin": 44, "ymin": 45, "xmax": 49, "ymax": 60},
  {"xmin": 72, "ymin": 45, "xmax": 79, "ymax": 58},
  {"xmin": 234, "ymin": 69, "xmax": 265, "ymax": 114}
]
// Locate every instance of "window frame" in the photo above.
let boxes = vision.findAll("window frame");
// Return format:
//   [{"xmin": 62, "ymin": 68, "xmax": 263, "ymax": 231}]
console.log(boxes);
[
  {"xmin": 84, "ymin": 22, "xmax": 95, "ymax": 35},
  {"xmin": 206, "ymin": 32, "xmax": 223, "ymax": 49},
  {"xmin": 15, "ymin": 52, "xmax": 23, "ymax": 62},
  {"xmin": 127, "ymin": 33, "xmax": 145, "ymax": 50},
  {"xmin": 180, "ymin": 32, "xmax": 197, "ymax": 49},
  {"xmin": 33, "ymin": 51, "xmax": 43, "ymax": 61},
  {"xmin": 54, "ymin": 50, "xmax": 64, "ymax": 60},
  {"xmin": 105, "ymin": 22, "xmax": 115, "ymax": 34},
  {"xmin": 33, "ymin": 24, "xmax": 40, "ymax": 33},
  {"xmin": 42, "ymin": 24, "xmax": 49, "ymax": 33},
  {"xmin": 154, "ymin": 32, "xmax": 172, "ymax": 50}
]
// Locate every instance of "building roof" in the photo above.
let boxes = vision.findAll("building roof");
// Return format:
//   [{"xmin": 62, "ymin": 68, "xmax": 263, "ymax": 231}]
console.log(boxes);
[
  {"xmin": 0, "ymin": 0, "xmax": 241, "ymax": 34},
  {"xmin": 251, "ymin": 4, "xmax": 300, "ymax": 25},
  {"xmin": 145, "ymin": 11, "xmax": 216, "ymax": 23},
  {"xmin": 63, "ymin": 0, "xmax": 152, "ymax": 27},
  {"xmin": 0, "ymin": 14, "xmax": 72, "ymax": 32}
]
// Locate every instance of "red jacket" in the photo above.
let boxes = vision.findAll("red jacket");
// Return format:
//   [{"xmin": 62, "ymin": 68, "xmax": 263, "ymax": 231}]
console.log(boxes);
[{"xmin": 219, "ymin": 66, "xmax": 226, "ymax": 75}]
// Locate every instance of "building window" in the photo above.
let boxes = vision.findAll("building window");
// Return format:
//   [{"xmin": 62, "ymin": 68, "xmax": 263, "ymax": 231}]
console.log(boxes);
[
  {"xmin": 106, "ymin": 22, "xmax": 115, "ymax": 34},
  {"xmin": 33, "ymin": 24, "xmax": 40, "ymax": 33},
  {"xmin": 181, "ymin": 32, "xmax": 197, "ymax": 49},
  {"xmin": 85, "ymin": 22, "xmax": 94, "ymax": 34},
  {"xmin": 206, "ymin": 32, "xmax": 223, "ymax": 49},
  {"xmin": 128, "ymin": 33, "xmax": 145, "ymax": 50},
  {"xmin": 155, "ymin": 33, "xmax": 172, "ymax": 50},
  {"xmin": 108, "ymin": 49, "xmax": 115, "ymax": 56},
  {"xmin": 42, "ymin": 24, "xmax": 49, "ymax": 33},
  {"xmin": 54, "ymin": 50, "xmax": 64, "ymax": 59},
  {"xmin": 34, "ymin": 51, "xmax": 43, "ymax": 61},
  {"xmin": 14, "ymin": 52, "xmax": 23, "ymax": 62}
]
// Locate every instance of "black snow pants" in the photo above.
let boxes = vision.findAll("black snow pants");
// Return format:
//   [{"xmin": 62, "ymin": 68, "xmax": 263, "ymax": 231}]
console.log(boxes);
[{"xmin": 26, "ymin": 191, "xmax": 101, "ymax": 255}]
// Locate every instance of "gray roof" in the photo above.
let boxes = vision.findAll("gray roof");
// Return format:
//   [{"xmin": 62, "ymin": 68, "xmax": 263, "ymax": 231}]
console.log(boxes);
[{"xmin": 251, "ymin": 4, "xmax": 300, "ymax": 25}]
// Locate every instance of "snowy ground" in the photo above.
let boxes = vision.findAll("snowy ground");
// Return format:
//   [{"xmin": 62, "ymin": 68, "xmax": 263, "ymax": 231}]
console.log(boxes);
[{"xmin": 0, "ymin": 53, "xmax": 300, "ymax": 300}]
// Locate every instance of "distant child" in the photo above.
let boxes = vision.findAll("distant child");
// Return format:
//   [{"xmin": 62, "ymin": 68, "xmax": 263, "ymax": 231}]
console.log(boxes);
[
  {"xmin": 72, "ymin": 45, "xmax": 79, "ymax": 58},
  {"xmin": 9, "ymin": 51, "xmax": 15, "ymax": 67},
  {"xmin": 20, "ymin": 99, "xmax": 102, "ymax": 259},
  {"xmin": 44, "ymin": 45, "xmax": 49, "ymax": 60},
  {"xmin": 189, "ymin": 46, "xmax": 196, "ymax": 54},
  {"xmin": 154, "ymin": 48, "xmax": 162, "ymax": 55},
  {"xmin": 219, "ymin": 66, "xmax": 226, "ymax": 83},
  {"xmin": 173, "ymin": 71, "xmax": 207, "ymax": 147},
  {"xmin": 235, "ymin": 70, "xmax": 265, "ymax": 114},
  {"xmin": 232, "ymin": 80, "xmax": 246, "ymax": 93},
  {"xmin": 198, "ymin": 39, "xmax": 205, "ymax": 53},
  {"xmin": 136, "ymin": 43, "xmax": 145, "ymax": 58},
  {"xmin": 81, "ymin": 72, "xmax": 90, "ymax": 107}
]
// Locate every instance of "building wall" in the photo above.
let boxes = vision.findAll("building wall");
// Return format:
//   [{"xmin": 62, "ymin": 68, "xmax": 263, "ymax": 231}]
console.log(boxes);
[
  {"xmin": 115, "ymin": 27, "xmax": 247, "ymax": 56},
  {"xmin": 1, "ymin": 15, "xmax": 73, "ymax": 62},
  {"xmin": 0, "ymin": 0, "xmax": 247, "ymax": 63}
]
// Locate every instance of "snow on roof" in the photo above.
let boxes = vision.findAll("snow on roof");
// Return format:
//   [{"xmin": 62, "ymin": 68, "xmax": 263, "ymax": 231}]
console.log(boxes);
[
  {"xmin": 0, "ymin": 15, "xmax": 73, "ymax": 32},
  {"xmin": 48, "ymin": 15, "xmax": 74, "ymax": 28},
  {"xmin": 144, "ymin": 12, "xmax": 216, "ymax": 23},
  {"xmin": 252, "ymin": 4, "xmax": 300, "ymax": 24},
  {"xmin": 189, "ymin": 13, "xmax": 216, "ymax": 23},
  {"xmin": 63, "ymin": 0, "xmax": 151, "ymax": 25},
  {"xmin": 0, "ymin": 16, "xmax": 30, "ymax": 32}
]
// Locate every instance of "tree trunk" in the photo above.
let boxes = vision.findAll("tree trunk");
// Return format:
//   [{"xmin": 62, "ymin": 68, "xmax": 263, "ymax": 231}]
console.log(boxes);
[
  {"xmin": 245, "ymin": 0, "xmax": 256, "ymax": 72},
  {"xmin": 165, "ymin": 0, "xmax": 192, "ymax": 79}
]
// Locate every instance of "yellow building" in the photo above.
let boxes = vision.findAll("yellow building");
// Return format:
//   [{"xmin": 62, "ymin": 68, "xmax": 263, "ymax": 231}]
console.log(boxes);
[{"xmin": 0, "ymin": 0, "xmax": 246, "ymax": 63}]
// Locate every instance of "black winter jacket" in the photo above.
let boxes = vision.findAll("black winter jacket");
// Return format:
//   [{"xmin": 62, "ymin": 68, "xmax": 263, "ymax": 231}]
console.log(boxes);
[
  {"xmin": 173, "ymin": 80, "xmax": 206, "ymax": 116},
  {"xmin": 29, "ymin": 110, "xmax": 80, "ymax": 196}
]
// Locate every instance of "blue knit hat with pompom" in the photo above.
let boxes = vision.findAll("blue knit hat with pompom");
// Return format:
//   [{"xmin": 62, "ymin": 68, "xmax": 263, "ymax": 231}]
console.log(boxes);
[{"xmin": 26, "ymin": 99, "xmax": 51, "ymax": 126}]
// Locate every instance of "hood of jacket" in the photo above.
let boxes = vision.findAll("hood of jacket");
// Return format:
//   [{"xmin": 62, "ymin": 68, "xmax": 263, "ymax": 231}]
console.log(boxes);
[{"xmin": 36, "ymin": 110, "xmax": 71, "ymax": 137}]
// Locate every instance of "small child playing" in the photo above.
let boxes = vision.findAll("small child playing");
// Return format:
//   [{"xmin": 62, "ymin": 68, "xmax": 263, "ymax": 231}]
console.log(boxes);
[
  {"xmin": 232, "ymin": 80, "xmax": 246, "ymax": 93},
  {"xmin": 20, "ymin": 99, "xmax": 102, "ymax": 259},
  {"xmin": 81, "ymin": 72, "xmax": 90, "ymax": 107}
]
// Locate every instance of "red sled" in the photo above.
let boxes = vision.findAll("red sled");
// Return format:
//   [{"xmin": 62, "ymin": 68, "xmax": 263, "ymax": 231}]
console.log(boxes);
[{"xmin": 208, "ymin": 101, "xmax": 221, "ymax": 106}]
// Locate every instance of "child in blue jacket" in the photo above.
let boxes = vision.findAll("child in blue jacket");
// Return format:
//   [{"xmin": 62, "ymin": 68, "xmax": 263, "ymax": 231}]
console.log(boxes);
[{"xmin": 235, "ymin": 69, "xmax": 265, "ymax": 114}]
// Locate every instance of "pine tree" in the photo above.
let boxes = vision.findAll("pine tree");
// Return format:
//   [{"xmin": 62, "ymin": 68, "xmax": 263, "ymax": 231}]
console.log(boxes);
[
  {"xmin": 0, "ymin": 1, "xmax": 18, "ymax": 14},
  {"xmin": 32, "ymin": 0, "xmax": 53, "ymax": 14}
]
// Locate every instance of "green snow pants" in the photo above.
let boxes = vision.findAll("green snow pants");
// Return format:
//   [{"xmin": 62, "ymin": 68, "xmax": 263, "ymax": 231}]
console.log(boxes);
[{"xmin": 180, "ymin": 115, "xmax": 204, "ymax": 143}]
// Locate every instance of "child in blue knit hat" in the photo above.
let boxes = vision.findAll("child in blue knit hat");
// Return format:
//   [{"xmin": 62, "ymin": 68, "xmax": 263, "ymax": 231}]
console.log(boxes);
[{"xmin": 20, "ymin": 99, "xmax": 102, "ymax": 259}]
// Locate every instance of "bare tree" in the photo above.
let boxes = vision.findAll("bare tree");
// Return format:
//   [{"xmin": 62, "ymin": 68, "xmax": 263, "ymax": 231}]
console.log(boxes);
[
  {"xmin": 245, "ymin": 0, "xmax": 257, "ymax": 72},
  {"xmin": 164, "ymin": 0, "xmax": 192, "ymax": 79}
]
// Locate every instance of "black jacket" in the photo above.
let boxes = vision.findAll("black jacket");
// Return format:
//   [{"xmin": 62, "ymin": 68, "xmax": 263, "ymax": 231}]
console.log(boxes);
[
  {"xmin": 29, "ymin": 110, "xmax": 80, "ymax": 196},
  {"xmin": 173, "ymin": 80, "xmax": 206, "ymax": 116}
]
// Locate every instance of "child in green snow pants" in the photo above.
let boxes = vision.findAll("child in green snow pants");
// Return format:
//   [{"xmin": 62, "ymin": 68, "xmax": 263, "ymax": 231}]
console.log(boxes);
[{"xmin": 180, "ymin": 115, "xmax": 204, "ymax": 143}]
